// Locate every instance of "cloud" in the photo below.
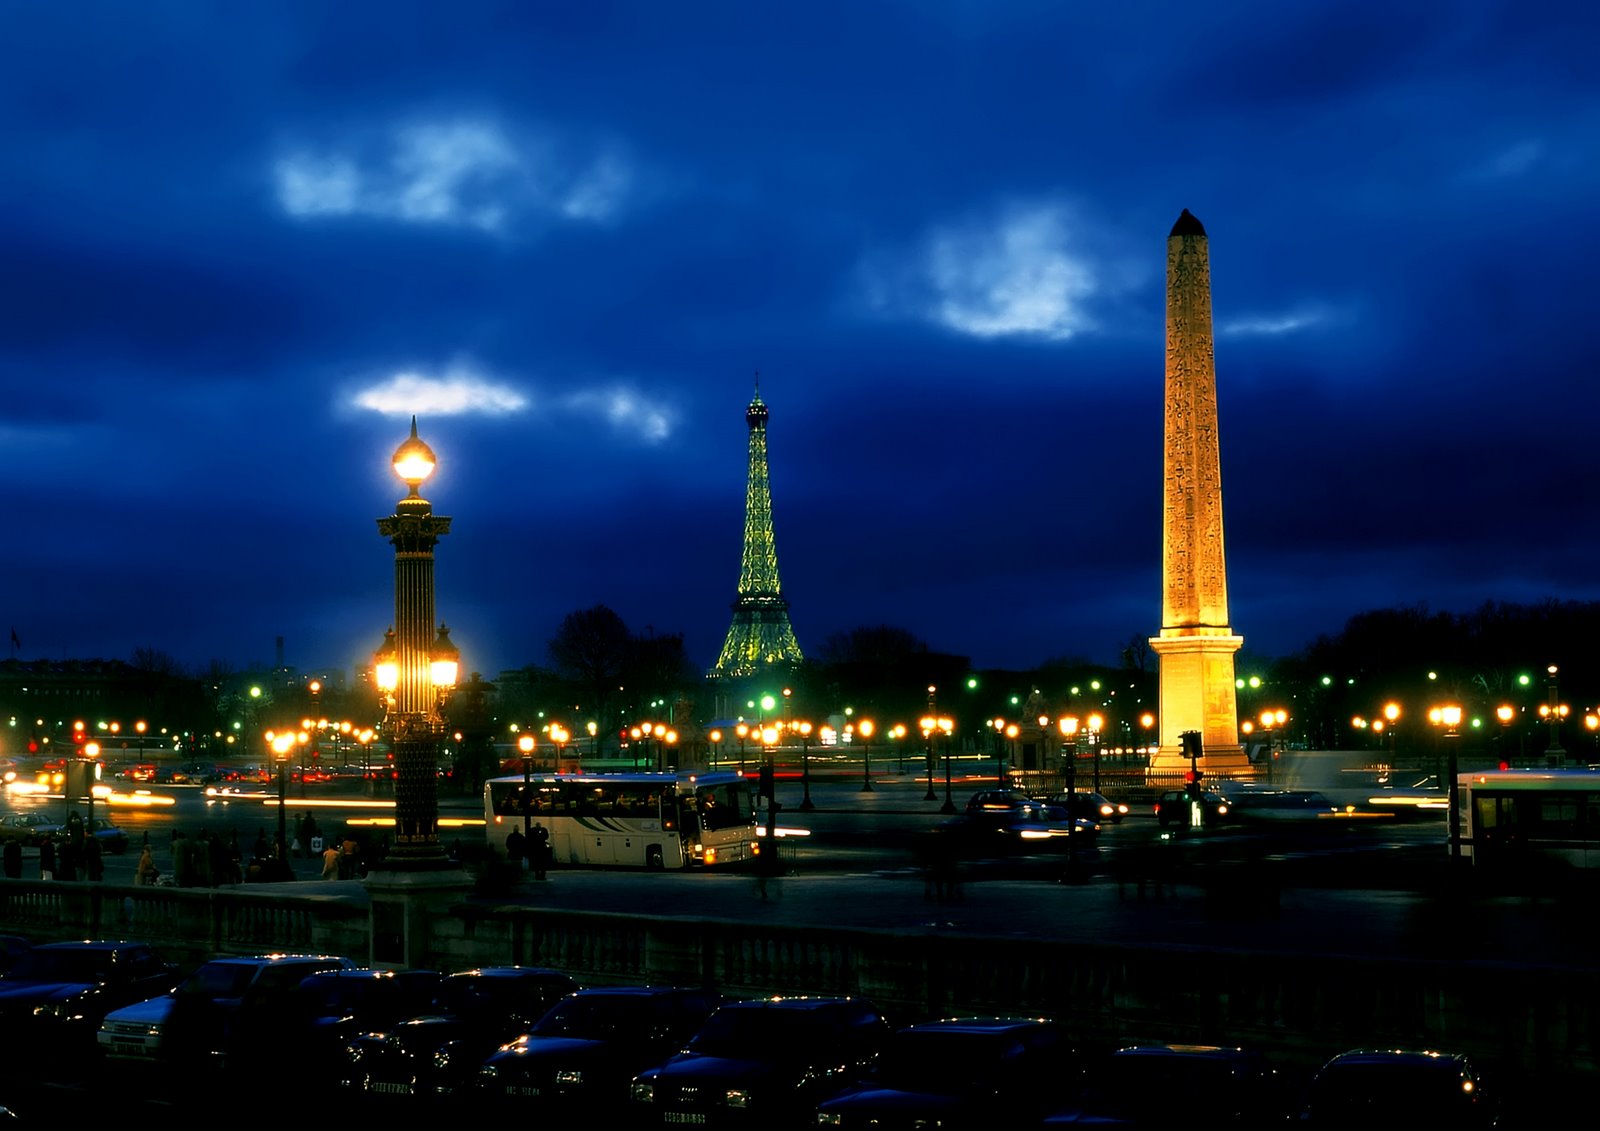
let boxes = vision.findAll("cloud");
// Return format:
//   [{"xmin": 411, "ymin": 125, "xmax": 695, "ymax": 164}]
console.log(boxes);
[
  {"xmin": 274, "ymin": 117, "xmax": 637, "ymax": 233},
  {"xmin": 857, "ymin": 201, "xmax": 1105, "ymax": 341},
  {"xmin": 350, "ymin": 369, "xmax": 528, "ymax": 416},
  {"xmin": 560, "ymin": 386, "xmax": 675, "ymax": 443},
  {"xmin": 1219, "ymin": 304, "xmax": 1332, "ymax": 338},
  {"xmin": 346, "ymin": 368, "xmax": 675, "ymax": 443}
]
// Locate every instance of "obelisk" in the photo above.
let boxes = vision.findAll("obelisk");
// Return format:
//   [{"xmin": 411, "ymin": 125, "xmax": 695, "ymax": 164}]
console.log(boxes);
[{"xmin": 1148, "ymin": 210, "xmax": 1248, "ymax": 777}]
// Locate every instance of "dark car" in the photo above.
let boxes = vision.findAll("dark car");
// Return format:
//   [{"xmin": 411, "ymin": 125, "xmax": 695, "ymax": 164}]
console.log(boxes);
[
  {"xmin": 98, "ymin": 952, "xmax": 354, "ymax": 1071},
  {"xmin": 944, "ymin": 802, "xmax": 1098, "ymax": 855},
  {"xmin": 342, "ymin": 966, "xmax": 580, "ymax": 1099},
  {"xmin": 476, "ymin": 985, "xmax": 723, "ymax": 1113},
  {"xmin": 1046, "ymin": 791, "xmax": 1131, "ymax": 824},
  {"xmin": 0, "ymin": 940, "xmax": 181, "ymax": 1061},
  {"xmin": 86, "ymin": 817, "xmax": 130, "ymax": 855},
  {"xmin": 0, "ymin": 813, "xmax": 57, "ymax": 847},
  {"xmin": 964, "ymin": 789, "xmax": 1032, "ymax": 818},
  {"xmin": 1298, "ymin": 1048, "xmax": 1499, "ymax": 1127},
  {"xmin": 814, "ymin": 1016, "xmax": 1078, "ymax": 1129},
  {"xmin": 1043, "ymin": 1043, "xmax": 1291, "ymax": 1127},
  {"xmin": 239, "ymin": 967, "xmax": 443, "ymax": 1092},
  {"xmin": 629, "ymin": 995, "xmax": 893, "ymax": 1128},
  {"xmin": 1154, "ymin": 789, "xmax": 1232, "ymax": 829},
  {"xmin": 1227, "ymin": 789, "xmax": 1340, "ymax": 825}
]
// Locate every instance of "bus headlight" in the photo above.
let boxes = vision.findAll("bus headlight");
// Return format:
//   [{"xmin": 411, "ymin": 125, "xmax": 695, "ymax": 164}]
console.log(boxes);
[
  {"xmin": 631, "ymin": 1082, "xmax": 654, "ymax": 1103},
  {"xmin": 726, "ymin": 1087, "xmax": 753, "ymax": 1108},
  {"xmin": 703, "ymin": 847, "xmax": 717, "ymax": 864}
]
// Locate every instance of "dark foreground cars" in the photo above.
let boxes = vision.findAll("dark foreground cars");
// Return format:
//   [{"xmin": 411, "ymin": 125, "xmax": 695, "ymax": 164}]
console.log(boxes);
[
  {"xmin": 476, "ymin": 984, "xmax": 722, "ymax": 1113},
  {"xmin": 1043, "ymin": 1043, "xmax": 1291, "ymax": 1127},
  {"xmin": 815, "ymin": 1016, "xmax": 1076, "ymax": 1129},
  {"xmin": 0, "ymin": 940, "xmax": 180, "ymax": 1060},
  {"xmin": 342, "ymin": 966, "xmax": 580, "ymax": 1099},
  {"xmin": 629, "ymin": 995, "xmax": 893, "ymax": 1128},
  {"xmin": 1299, "ymin": 1048, "xmax": 1499, "ymax": 1127}
]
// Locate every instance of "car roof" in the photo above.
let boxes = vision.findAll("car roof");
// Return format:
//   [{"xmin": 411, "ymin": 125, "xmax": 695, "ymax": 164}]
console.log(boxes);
[
  {"xmin": 203, "ymin": 953, "xmax": 348, "ymax": 966},
  {"xmin": 1323, "ymin": 1048, "xmax": 1473, "ymax": 1067},
  {"xmin": 1114, "ymin": 1043, "xmax": 1251, "ymax": 1059},
  {"xmin": 721, "ymin": 995, "xmax": 871, "ymax": 1012},
  {"xmin": 904, "ymin": 1017, "xmax": 1056, "ymax": 1035},
  {"xmin": 38, "ymin": 939, "xmax": 150, "ymax": 952}
]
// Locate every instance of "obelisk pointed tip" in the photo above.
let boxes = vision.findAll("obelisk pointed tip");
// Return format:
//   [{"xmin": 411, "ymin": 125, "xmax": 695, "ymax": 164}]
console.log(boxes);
[{"xmin": 1169, "ymin": 209, "xmax": 1206, "ymax": 239}]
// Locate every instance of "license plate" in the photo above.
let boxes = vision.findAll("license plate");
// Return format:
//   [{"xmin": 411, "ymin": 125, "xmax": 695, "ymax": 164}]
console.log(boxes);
[
  {"xmin": 509, "ymin": 1085, "xmax": 542, "ymax": 1097},
  {"xmin": 112, "ymin": 1042, "xmax": 147, "ymax": 1056},
  {"xmin": 369, "ymin": 1082, "xmax": 411, "ymax": 1095},
  {"xmin": 664, "ymin": 1114, "xmax": 707, "ymax": 1125}
]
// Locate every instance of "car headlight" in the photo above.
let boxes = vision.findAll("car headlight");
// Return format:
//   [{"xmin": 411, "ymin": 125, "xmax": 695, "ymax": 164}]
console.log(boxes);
[
  {"xmin": 478, "ymin": 1065, "xmax": 498, "ymax": 1082},
  {"xmin": 816, "ymin": 1114, "xmax": 843, "ymax": 1127},
  {"xmin": 554, "ymin": 1068, "xmax": 583, "ymax": 1085},
  {"xmin": 726, "ymin": 1088, "xmax": 753, "ymax": 1108},
  {"xmin": 32, "ymin": 1003, "xmax": 68, "ymax": 1019},
  {"xmin": 630, "ymin": 1081, "xmax": 655, "ymax": 1103}
]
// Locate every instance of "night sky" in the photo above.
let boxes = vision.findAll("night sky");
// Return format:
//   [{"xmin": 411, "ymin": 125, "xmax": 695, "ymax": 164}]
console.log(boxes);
[{"xmin": 3, "ymin": 1, "xmax": 1596, "ymax": 682}]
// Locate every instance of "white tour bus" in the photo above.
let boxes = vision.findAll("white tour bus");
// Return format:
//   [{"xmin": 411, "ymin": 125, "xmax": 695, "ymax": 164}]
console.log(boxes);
[
  {"xmin": 1458, "ymin": 768, "xmax": 1600, "ymax": 870},
  {"xmin": 484, "ymin": 770, "xmax": 761, "ymax": 869}
]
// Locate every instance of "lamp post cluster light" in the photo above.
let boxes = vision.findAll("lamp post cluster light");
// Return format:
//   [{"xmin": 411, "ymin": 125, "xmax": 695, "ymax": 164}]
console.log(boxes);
[{"xmin": 372, "ymin": 418, "xmax": 460, "ymax": 869}]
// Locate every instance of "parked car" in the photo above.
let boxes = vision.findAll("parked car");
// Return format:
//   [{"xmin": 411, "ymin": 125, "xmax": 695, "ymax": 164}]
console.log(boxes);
[
  {"xmin": 1045, "ymin": 791, "xmax": 1130, "ymax": 824},
  {"xmin": 0, "ymin": 940, "xmax": 181, "ymax": 1060},
  {"xmin": 97, "ymin": 953, "xmax": 354, "ymax": 1069},
  {"xmin": 1043, "ymin": 1043, "xmax": 1291, "ymax": 1127},
  {"xmin": 814, "ymin": 1016, "xmax": 1079, "ymax": 1129},
  {"xmin": 629, "ymin": 995, "xmax": 893, "ymax": 1128},
  {"xmin": 341, "ymin": 966, "xmax": 581, "ymax": 1099},
  {"xmin": 964, "ymin": 790, "xmax": 1032, "ymax": 818},
  {"xmin": 475, "ymin": 985, "xmax": 723, "ymax": 1114},
  {"xmin": 1153, "ymin": 790, "xmax": 1233, "ymax": 829},
  {"xmin": 220, "ymin": 967, "xmax": 441, "ymax": 1095},
  {"xmin": 1298, "ymin": 1048, "xmax": 1499, "ymax": 1127}
]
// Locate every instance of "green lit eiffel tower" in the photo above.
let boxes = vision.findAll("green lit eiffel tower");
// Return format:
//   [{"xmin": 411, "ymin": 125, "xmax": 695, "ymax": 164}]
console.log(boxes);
[{"xmin": 709, "ymin": 381, "xmax": 804, "ymax": 680}]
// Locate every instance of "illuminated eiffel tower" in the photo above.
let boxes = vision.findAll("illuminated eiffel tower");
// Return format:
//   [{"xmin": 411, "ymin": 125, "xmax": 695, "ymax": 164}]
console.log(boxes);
[{"xmin": 709, "ymin": 381, "xmax": 804, "ymax": 681}]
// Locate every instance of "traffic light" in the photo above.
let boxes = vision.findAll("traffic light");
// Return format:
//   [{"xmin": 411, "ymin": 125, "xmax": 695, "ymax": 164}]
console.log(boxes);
[
  {"xmin": 1180, "ymin": 730, "xmax": 1202, "ymax": 759},
  {"xmin": 758, "ymin": 763, "xmax": 775, "ymax": 801},
  {"xmin": 1184, "ymin": 767, "xmax": 1204, "ymax": 802}
]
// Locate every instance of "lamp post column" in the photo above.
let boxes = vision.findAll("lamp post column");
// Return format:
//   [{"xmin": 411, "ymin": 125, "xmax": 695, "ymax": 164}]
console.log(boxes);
[
  {"xmin": 375, "ymin": 417, "xmax": 456, "ymax": 868},
  {"xmin": 858, "ymin": 720, "xmax": 874, "ymax": 792},
  {"xmin": 940, "ymin": 718, "xmax": 956, "ymax": 814},
  {"xmin": 798, "ymin": 722, "xmax": 814, "ymax": 810}
]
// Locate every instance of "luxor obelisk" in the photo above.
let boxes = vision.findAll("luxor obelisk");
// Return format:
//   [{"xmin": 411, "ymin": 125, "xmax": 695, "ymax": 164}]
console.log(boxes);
[{"xmin": 1148, "ymin": 209, "xmax": 1248, "ymax": 777}]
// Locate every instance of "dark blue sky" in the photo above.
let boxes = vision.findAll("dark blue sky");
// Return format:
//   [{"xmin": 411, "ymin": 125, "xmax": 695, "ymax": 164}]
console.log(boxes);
[{"xmin": 3, "ymin": 1, "xmax": 1596, "ymax": 681}]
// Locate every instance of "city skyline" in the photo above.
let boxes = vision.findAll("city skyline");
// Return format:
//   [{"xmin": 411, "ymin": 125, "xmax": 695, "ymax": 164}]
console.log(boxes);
[{"xmin": 4, "ymin": 3, "xmax": 1597, "ymax": 679}]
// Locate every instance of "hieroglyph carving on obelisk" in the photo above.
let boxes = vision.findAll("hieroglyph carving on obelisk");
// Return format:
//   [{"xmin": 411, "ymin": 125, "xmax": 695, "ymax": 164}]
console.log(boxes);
[{"xmin": 1149, "ymin": 210, "xmax": 1247, "ymax": 777}]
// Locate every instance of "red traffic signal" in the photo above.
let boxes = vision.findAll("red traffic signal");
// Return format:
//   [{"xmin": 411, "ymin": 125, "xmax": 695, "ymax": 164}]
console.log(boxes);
[{"xmin": 1184, "ymin": 769, "xmax": 1201, "ymax": 784}]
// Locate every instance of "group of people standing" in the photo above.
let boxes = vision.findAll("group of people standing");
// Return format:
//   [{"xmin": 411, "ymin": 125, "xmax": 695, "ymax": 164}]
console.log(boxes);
[
  {"xmin": 3, "ymin": 810, "xmax": 104, "ymax": 882},
  {"xmin": 504, "ymin": 820, "xmax": 552, "ymax": 880}
]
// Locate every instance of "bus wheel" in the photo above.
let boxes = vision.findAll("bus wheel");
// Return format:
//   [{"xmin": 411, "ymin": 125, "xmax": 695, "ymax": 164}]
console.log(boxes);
[{"xmin": 646, "ymin": 845, "xmax": 665, "ymax": 870}]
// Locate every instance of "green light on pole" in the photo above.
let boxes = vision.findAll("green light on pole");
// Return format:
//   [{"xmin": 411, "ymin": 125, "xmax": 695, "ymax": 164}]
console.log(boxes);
[{"xmin": 760, "ymin": 694, "xmax": 776, "ymax": 712}]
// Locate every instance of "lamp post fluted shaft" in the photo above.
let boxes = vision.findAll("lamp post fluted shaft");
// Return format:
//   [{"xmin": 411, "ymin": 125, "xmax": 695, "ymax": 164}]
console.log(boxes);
[{"xmin": 375, "ymin": 418, "xmax": 455, "ymax": 867}]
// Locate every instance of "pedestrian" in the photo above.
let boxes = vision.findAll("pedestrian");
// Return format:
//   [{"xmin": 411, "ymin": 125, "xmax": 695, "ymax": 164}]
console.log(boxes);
[
  {"xmin": 39, "ymin": 835, "xmax": 56, "ymax": 881},
  {"xmin": 84, "ymin": 835, "xmax": 104, "ymax": 882},
  {"xmin": 530, "ymin": 821, "xmax": 550, "ymax": 881},
  {"xmin": 226, "ymin": 830, "xmax": 244, "ymax": 884},
  {"xmin": 505, "ymin": 826, "xmax": 526, "ymax": 871},
  {"xmin": 57, "ymin": 836, "xmax": 78, "ymax": 882},
  {"xmin": 321, "ymin": 840, "xmax": 341, "ymax": 880},
  {"xmin": 136, "ymin": 844, "xmax": 157, "ymax": 886},
  {"xmin": 2, "ymin": 837, "xmax": 20, "ymax": 879}
]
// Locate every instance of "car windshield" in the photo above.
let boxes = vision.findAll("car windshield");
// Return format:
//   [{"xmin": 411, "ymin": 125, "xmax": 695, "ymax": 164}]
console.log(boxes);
[
  {"xmin": 181, "ymin": 962, "xmax": 261, "ymax": 998},
  {"xmin": 687, "ymin": 1008, "xmax": 844, "ymax": 1059},
  {"xmin": 872, "ymin": 1030, "xmax": 1022, "ymax": 1091},
  {"xmin": 5, "ymin": 948, "xmax": 114, "ymax": 982},
  {"xmin": 531, "ymin": 994, "xmax": 639, "ymax": 1039}
]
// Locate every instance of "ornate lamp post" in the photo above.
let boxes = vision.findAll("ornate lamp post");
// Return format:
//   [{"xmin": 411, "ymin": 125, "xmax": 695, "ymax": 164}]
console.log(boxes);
[
  {"xmin": 1058, "ymin": 716, "xmax": 1080, "ymax": 875},
  {"xmin": 921, "ymin": 714, "xmax": 938, "ymax": 802},
  {"xmin": 550, "ymin": 723, "xmax": 570, "ymax": 772},
  {"xmin": 1086, "ymin": 713, "xmax": 1103, "ymax": 794},
  {"xmin": 735, "ymin": 722, "xmax": 749, "ymax": 772},
  {"xmin": 517, "ymin": 733, "xmax": 535, "ymax": 843},
  {"xmin": 1498, "ymin": 705, "xmax": 1517, "ymax": 767},
  {"xmin": 372, "ymin": 417, "xmax": 460, "ymax": 870},
  {"xmin": 267, "ymin": 729, "xmax": 296, "ymax": 878},
  {"xmin": 709, "ymin": 729, "xmax": 723, "ymax": 769},
  {"xmin": 858, "ymin": 719, "xmax": 875, "ymax": 792}
]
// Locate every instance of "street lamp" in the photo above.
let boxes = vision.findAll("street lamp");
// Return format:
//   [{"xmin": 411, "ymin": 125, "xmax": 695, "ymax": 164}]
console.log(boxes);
[
  {"xmin": 735, "ymin": 722, "xmax": 749, "ymax": 772},
  {"xmin": 586, "ymin": 721, "xmax": 598, "ymax": 761},
  {"xmin": 373, "ymin": 417, "xmax": 460, "ymax": 868},
  {"xmin": 709, "ymin": 729, "xmax": 723, "ymax": 768},
  {"xmin": 1429, "ymin": 704, "xmax": 1463, "ymax": 862},
  {"xmin": 797, "ymin": 721, "xmax": 815, "ymax": 810},
  {"xmin": 268, "ymin": 729, "xmax": 296, "ymax": 879},
  {"xmin": 550, "ymin": 723, "xmax": 570, "ymax": 772},
  {"xmin": 1058, "ymin": 716, "xmax": 1080, "ymax": 875},
  {"xmin": 1497, "ymin": 705, "xmax": 1516, "ymax": 767},
  {"xmin": 1086, "ymin": 713, "xmax": 1103, "ymax": 794},
  {"xmin": 991, "ymin": 716, "xmax": 1007, "ymax": 784},
  {"xmin": 938, "ymin": 715, "xmax": 956, "ymax": 814},
  {"xmin": 920, "ymin": 714, "xmax": 938, "ymax": 802},
  {"xmin": 517, "ymin": 733, "xmax": 535, "ymax": 845},
  {"xmin": 858, "ymin": 719, "xmax": 875, "ymax": 792},
  {"xmin": 1541, "ymin": 664, "xmax": 1568, "ymax": 766}
]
